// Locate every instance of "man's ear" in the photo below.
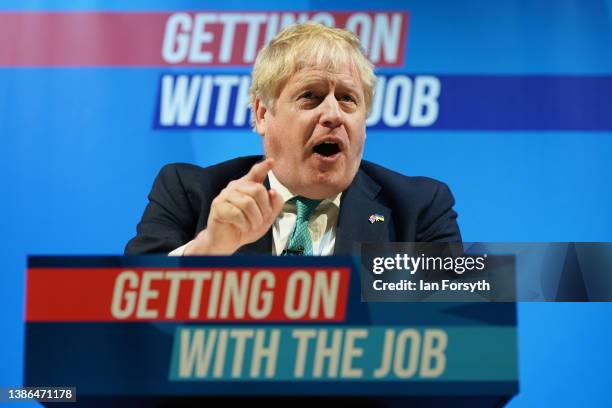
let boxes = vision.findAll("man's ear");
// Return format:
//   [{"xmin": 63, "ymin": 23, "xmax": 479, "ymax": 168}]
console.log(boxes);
[{"xmin": 254, "ymin": 97, "xmax": 268, "ymax": 136}]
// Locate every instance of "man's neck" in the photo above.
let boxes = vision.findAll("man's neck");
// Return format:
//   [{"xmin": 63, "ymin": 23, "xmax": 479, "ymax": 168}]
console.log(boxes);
[{"xmin": 267, "ymin": 170, "xmax": 342, "ymax": 207}]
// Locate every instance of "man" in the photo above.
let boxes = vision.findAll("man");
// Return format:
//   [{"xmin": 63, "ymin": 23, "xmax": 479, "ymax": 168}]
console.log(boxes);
[{"xmin": 125, "ymin": 23, "xmax": 461, "ymax": 256}]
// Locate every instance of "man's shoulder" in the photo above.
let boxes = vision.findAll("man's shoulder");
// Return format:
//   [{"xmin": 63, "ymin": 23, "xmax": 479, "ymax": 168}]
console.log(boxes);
[
  {"xmin": 357, "ymin": 160, "xmax": 461, "ymax": 242},
  {"xmin": 158, "ymin": 156, "xmax": 262, "ymax": 185},
  {"xmin": 359, "ymin": 160, "xmax": 450, "ymax": 203}
]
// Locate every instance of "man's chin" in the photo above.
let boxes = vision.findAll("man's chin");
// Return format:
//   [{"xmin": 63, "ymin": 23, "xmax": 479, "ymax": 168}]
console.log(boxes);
[{"xmin": 296, "ymin": 173, "xmax": 352, "ymax": 200}]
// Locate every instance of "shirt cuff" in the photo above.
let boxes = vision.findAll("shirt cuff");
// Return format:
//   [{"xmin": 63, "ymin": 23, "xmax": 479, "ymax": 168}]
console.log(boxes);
[{"xmin": 168, "ymin": 241, "xmax": 191, "ymax": 256}]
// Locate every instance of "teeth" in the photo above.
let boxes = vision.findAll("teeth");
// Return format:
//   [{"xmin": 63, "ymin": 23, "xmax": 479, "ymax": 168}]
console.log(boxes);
[{"xmin": 323, "ymin": 141, "xmax": 336, "ymax": 144}]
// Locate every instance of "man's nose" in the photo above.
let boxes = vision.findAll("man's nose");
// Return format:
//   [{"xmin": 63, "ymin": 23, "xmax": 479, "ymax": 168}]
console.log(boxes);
[{"xmin": 319, "ymin": 94, "xmax": 343, "ymax": 128}]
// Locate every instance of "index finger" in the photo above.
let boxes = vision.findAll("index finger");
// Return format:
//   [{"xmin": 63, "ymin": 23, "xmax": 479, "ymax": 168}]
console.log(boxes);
[{"xmin": 244, "ymin": 158, "xmax": 274, "ymax": 184}]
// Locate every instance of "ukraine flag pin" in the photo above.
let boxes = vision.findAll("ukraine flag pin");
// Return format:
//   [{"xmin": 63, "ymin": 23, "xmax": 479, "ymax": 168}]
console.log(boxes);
[{"xmin": 368, "ymin": 214, "xmax": 385, "ymax": 224}]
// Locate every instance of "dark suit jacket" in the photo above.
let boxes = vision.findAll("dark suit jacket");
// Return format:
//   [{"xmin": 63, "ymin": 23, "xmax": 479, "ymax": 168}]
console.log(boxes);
[{"xmin": 125, "ymin": 156, "xmax": 461, "ymax": 255}]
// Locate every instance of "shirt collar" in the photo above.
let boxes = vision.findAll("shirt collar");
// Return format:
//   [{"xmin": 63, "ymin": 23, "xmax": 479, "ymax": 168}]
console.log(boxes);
[{"xmin": 268, "ymin": 170, "xmax": 342, "ymax": 209}]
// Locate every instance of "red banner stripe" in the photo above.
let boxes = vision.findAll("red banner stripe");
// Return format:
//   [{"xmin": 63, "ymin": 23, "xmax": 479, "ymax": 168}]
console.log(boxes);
[
  {"xmin": 26, "ymin": 267, "xmax": 350, "ymax": 322},
  {"xmin": 0, "ymin": 13, "xmax": 166, "ymax": 66},
  {"xmin": 0, "ymin": 12, "xmax": 408, "ymax": 66}
]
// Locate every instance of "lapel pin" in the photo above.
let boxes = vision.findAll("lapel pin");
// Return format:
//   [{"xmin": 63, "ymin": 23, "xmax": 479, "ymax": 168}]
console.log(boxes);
[{"xmin": 369, "ymin": 214, "xmax": 385, "ymax": 224}]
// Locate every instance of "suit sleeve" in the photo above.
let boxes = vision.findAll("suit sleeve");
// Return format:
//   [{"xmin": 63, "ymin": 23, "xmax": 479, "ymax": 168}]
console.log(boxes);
[
  {"xmin": 417, "ymin": 182, "xmax": 462, "ymax": 243},
  {"xmin": 124, "ymin": 165, "xmax": 198, "ymax": 254}
]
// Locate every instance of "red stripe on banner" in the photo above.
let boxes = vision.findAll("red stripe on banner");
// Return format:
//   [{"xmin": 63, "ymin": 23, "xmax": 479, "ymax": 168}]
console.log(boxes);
[
  {"xmin": 0, "ymin": 12, "xmax": 167, "ymax": 66},
  {"xmin": 26, "ymin": 267, "xmax": 350, "ymax": 322},
  {"xmin": 0, "ymin": 11, "xmax": 408, "ymax": 66}
]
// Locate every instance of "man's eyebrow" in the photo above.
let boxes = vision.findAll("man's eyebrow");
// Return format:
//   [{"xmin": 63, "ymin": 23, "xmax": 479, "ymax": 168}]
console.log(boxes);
[{"xmin": 293, "ymin": 75, "xmax": 359, "ymax": 90}]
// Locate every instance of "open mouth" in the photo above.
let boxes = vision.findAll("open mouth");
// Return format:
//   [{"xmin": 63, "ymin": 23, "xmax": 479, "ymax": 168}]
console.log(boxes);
[{"xmin": 313, "ymin": 141, "xmax": 341, "ymax": 157}]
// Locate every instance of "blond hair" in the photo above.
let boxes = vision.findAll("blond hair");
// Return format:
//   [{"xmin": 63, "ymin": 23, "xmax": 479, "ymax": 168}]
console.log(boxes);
[{"xmin": 249, "ymin": 22, "xmax": 376, "ymax": 123}]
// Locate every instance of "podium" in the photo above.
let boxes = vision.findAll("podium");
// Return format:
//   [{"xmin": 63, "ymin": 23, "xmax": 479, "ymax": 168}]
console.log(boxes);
[{"xmin": 25, "ymin": 256, "xmax": 518, "ymax": 407}]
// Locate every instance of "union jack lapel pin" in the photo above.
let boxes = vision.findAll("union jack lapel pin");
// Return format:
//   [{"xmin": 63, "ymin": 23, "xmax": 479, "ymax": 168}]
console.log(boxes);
[{"xmin": 369, "ymin": 214, "xmax": 385, "ymax": 224}]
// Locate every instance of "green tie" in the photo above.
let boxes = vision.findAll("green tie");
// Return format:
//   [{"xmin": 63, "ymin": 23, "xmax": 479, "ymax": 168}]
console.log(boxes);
[{"xmin": 284, "ymin": 197, "xmax": 322, "ymax": 256}]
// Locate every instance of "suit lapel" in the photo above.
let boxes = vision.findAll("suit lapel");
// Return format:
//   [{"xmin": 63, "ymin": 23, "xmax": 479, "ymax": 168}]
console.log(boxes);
[{"xmin": 334, "ymin": 170, "xmax": 393, "ymax": 255}]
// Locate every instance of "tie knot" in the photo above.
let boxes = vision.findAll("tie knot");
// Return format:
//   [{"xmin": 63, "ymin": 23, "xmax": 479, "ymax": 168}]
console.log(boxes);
[{"xmin": 293, "ymin": 196, "xmax": 321, "ymax": 221}]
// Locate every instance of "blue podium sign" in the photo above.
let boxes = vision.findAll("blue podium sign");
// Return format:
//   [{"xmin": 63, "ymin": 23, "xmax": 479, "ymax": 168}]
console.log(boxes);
[{"xmin": 25, "ymin": 256, "xmax": 517, "ymax": 404}]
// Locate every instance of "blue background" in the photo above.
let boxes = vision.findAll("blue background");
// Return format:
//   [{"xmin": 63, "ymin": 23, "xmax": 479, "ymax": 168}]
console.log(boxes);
[{"xmin": 1, "ymin": 0, "xmax": 611, "ymax": 406}]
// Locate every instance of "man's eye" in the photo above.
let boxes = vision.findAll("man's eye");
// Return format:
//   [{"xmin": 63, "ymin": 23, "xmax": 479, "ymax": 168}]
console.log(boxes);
[
  {"xmin": 301, "ymin": 91, "xmax": 315, "ymax": 99},
  {"xmin": 340, "ymin": 94, "xmax": 356, "ymax": 103}
]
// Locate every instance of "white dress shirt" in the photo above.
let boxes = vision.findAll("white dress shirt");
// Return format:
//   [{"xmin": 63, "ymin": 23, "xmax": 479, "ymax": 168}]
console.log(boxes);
[
  {"xmin": 268, "ymin": 170, "xmax": 341, "ymax": 256},
  {"xmin": 169, "ymin": 170, "xmax": 341, "ymax": 256}
]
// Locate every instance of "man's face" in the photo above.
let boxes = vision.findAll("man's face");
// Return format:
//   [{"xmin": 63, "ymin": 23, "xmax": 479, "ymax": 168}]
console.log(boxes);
[{"xmin": 255, "ymin": 62, "xmax": 367, "ymax": 200}]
